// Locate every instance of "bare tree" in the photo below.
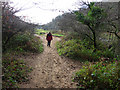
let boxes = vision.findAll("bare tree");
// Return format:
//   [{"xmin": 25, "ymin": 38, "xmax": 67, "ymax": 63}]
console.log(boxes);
[{"xmin": 2, "ymin": 2, "xmax": 38, "ymax": 52}]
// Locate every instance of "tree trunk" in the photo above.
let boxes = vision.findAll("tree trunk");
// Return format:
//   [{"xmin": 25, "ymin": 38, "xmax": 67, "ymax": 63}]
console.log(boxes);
[
  {"xmin": 93, "ymin": 31, "xmax": 97, "ymax": 52},
  {"xmin": 88, "ymin": 25, "xmax": 97, "ymax": 52}
]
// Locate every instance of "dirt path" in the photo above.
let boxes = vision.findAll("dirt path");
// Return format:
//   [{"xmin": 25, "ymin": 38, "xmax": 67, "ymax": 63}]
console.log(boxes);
[{"xmin": 19, "ymin": 35, "xmax": 82, "ymax": 88}]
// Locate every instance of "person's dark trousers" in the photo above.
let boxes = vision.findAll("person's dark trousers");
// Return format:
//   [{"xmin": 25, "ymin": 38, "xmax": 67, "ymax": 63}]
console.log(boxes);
[{"xmin": 47, "ymin": 40, "xmax": 51, "ymax": 47}]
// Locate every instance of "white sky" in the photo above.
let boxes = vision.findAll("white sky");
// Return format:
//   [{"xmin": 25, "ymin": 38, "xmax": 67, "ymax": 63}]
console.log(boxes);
[{"xmin": 9, "ymin": 0, "xmax": 101, "ymax": 25}]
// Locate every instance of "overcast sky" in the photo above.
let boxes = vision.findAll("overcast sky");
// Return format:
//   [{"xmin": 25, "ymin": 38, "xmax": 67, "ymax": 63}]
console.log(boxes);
[{"xmin": 10, "ymin": 0, "xmax": 102, "ymax": 25}]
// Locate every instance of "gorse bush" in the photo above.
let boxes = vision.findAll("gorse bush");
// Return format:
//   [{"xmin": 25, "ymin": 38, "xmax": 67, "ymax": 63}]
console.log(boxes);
[
  {"xmin": 72, "ymin": 60, "xmax": 120, "ymax": 89},
  {"xmin": 2, "ymin": 56, "xmax": 32, "ymax": 88},
  {"xmin": 56, "ymin": 39, "xmax": 114, "ymax": 61}
]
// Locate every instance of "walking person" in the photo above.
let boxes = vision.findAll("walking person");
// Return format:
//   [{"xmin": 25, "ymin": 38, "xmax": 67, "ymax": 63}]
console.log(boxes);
[{"xmin": 46, "ymin": 32, "xmax": 53, "ymax": 47}]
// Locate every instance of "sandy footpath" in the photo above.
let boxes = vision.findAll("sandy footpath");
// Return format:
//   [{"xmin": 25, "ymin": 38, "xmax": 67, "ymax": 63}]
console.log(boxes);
[{"xmin": 19, "ymin": 35, "xmax": 82, "ymax": 88}]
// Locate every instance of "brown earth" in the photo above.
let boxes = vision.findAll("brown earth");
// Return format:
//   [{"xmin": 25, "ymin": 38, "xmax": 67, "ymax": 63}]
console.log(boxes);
[{"xmin": 19, "ymin": 35, "xmax": 82, "ymax": 88}]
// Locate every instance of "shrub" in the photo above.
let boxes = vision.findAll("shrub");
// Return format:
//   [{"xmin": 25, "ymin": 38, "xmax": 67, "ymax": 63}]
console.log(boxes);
[
  {"xmin": 6, "ymin": 33, "xmax": 43, "ymax": 53},
  {"xmin": 56, "ymin": 39, "xmax": 114, "ymax": 61},
  {"xmin": 23, "ymin": 36, "xmax": 43, "ymax": 53},
  {"xmin": 72, "ymin": 60, "xmax": 120, "ymax": 89},
  {"xmin": 2, "ymin": 56, "xmax": 32, "ymax": 88}
]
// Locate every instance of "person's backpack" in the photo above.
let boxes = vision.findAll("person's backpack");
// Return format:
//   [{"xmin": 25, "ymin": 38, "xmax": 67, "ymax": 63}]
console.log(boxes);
[{"xmin": 47, "ymin": 33, "xmax": 52, "ymax": 41}]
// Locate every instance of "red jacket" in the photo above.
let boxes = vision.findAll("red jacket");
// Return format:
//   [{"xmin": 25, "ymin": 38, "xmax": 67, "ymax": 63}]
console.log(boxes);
[{"xmin": 46, "ymin": 33, "xmax": 53, "ymax": 41}]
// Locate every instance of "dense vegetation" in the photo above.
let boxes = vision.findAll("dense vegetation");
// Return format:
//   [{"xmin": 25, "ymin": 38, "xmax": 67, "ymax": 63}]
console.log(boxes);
[
  {"xmin": 72, "ymin": 60, "xmax": 120, "ymax": 89},
  {"xmin": 3, "ymin": 56, "xmax": 32, "ymax": 88},
  {"xmin": 57, "ymin": 35, "xmax": 114, "ymax": 61},
  {"xmin": 2, "ymin": 33, "xmax": 43, "ymax": 88},
  {"xmin": 56, "ymin": 26, "xmax": 120, "ymax": 89},
  {"xmin": 56, "ymin": 2, "xmax": 120, "ymax": 89},
  {"xmin": 2, "ymin": 2, "xmax": 43, "ymax": 88}
]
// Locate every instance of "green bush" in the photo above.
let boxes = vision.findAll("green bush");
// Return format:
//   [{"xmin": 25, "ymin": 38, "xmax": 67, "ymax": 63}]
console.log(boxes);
[
  {"xmin": 72, "ymin": 60, "xmax": 120, "ymax": 89},
  {"xmin": 7, "ymin": 34, "xmax": 31, "ymax": 48},
  {"xmin": 23, "ymin": 36, "xmax": 43, "ymax": 53},
  {"xmin": 2, "ymin": 56, "xmax": 32, "ymax": 88},
  {"xmin": 2, "ymin": 33, "xmax": 43, "ymax": 88},
  {"xmin": 56, "ymin": 39, "xmax": 114, "ymax": 61},
  {"xmin": 6, "ymin": 33, "xmax": 43, "ymax": 53}
]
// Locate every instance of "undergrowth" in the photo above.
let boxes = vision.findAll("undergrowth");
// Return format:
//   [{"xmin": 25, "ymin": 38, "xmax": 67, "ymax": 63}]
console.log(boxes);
[
  {"xmin": 2, "ymin": 56, "xmax": 32, "ymax": 88},
  {"xmin": 72, "ymin": 60, "xmax": 120, "ymax": 89},
  {"xmin": 56, "ymin": 32, "xmax": 120, "ymax": 89},
  {"xmin": 56, "ymin": 39, "xmax": 114, "ymax": 61},
  {"xmin": 2, "ymin": 33, "xmax": 43, "ymax": 88},
  {"xmin": 5, "ymin": 33, "xmax": 44, "ymax": 53}
]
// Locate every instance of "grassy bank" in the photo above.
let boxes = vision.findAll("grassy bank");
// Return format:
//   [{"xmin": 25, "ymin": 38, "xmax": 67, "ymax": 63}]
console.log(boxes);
[
  {"xmin": 35, "ymin": 29, "xmax": 64, "ymax": 37},
  {"xmin": 52, "ymin": 34, "xmax": 64, "ymax": 37},
  {"xmin": 35, "ymin": 29, "xmax": 49, "ymax": 35}
]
